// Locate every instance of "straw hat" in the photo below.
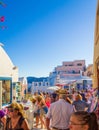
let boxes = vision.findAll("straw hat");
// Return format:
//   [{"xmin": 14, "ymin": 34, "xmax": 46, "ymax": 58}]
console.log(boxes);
[
  {"xmin": 57, "ymin": 89, "xmax": 68, "ymax": 95},
  {"xmin": 6, "ymin": 102, "xmax": 21, "ymax": 110},
  {"xmin": 7, "ymin": 102, "xmax": 26, "ymax": 117}
]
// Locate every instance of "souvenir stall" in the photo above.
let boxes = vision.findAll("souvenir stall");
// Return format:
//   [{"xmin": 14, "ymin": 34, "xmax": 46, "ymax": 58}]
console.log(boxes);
[
  {"xmin": 0, "ymin": 77, "xmax": 12, "ymax": 109},
  {"xmin": 12, "ymin": 82, "xmax": 22, "ymax": 102}
]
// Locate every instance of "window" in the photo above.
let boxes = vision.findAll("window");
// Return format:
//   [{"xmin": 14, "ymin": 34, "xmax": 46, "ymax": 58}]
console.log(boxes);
[
  {"xmin": 77, "ymin": 63, "xmax": 82, "ymax": 66},
  {"xmin": 72, "ymin": 70, "xmax": 75, "ymax": 74},
  {"xmin": 69, "ymin": 64, "xmax": 73, "ymax": 66}
]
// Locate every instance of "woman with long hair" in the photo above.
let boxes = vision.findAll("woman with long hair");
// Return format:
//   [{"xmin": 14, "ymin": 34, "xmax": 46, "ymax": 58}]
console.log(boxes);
[{"xmin": 5, "ymin": 102, "xmax": 30, "ymax": 130}]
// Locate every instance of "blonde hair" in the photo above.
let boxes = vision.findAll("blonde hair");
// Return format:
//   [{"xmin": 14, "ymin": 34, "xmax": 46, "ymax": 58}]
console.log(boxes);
[
  {"xmin": 30, "ymin": 97, "xmax": 36, "ymax": 104},
  {"xmin": 9, "ymin": 102, "xmax": 26, "ymax": 118},
  {"xmin": 66, "ymin": 97, "xmax": 72, "ymax": 104},
  {"xmin": 76, "ymin": 94, "xmax": 82, "ymax": 100},
  {"xmin": 35, "ymin": 95, "xmax": 42, "ymax": 102}
]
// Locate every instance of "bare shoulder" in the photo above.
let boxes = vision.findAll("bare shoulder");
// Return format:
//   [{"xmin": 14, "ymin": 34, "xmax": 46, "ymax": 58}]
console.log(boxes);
[{"xmin": 21, "ymin": 118, "xmax": 30, "ymax": 130}]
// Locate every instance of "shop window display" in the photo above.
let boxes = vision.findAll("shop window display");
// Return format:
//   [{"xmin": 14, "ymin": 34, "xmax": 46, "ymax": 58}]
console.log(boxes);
[
  {"xmin": 15, "ymin": 82, "xmax": 22, "ymax": 102},
  {"xmin": 2, "ymin": 80, "xmax": 11, "ymax": 105}
]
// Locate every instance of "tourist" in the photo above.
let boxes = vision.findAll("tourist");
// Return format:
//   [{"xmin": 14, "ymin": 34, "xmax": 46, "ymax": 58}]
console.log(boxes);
[
  {"xmin": 46, "ymin": 89, "xmax": 73, "ymax": 130},
  {"xmin": 5, "ymin": 102, "xmax": 30, "ymax": 130},
  {"xmin": 72, "ymin": 94, "xmax": 89, "ymax": 112},
  {"xmin": 45, "ymin": 95, "xmax": 51, "ymax": 108},
  {"xmin": 39, "ymin": 99, "xmax": 48, "ymax": 129},
  {"xmin": 33, "ymin": 95, "xmax": 42, "ymax": 128},
  {"xmin": 69, "ymin": 111, "xmax": 98, "ymax": 130},
  {"xmin": 50, "ymin": 93, "xmax": 59, "ymax": 103}
]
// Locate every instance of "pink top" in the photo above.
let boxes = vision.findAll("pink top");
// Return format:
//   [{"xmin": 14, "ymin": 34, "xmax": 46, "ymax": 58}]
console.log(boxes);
[{"xmin": 46, "ymin": 101, "xmax": 50, "ymax": 108}]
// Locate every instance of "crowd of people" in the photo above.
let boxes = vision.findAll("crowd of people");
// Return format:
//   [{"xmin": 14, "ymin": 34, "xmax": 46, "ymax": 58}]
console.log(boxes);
[{"xmin": 0, "ymin": 87, "xmax": 98, "ymax": 130}]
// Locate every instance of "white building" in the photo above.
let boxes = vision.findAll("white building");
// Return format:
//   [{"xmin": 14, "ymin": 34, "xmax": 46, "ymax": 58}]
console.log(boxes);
[
  {"xmin": 0, "ymin": 43, "xmax": 18, "ymax": 108},
  {"xmin": 0, "ymin": 43, "xmax": 18, "ymax": 82}
]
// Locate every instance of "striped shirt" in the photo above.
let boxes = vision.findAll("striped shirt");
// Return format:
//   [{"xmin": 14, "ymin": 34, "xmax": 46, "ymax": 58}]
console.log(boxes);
[{"xmin": 46, "ymin": 99, "xmax": 73, "ymax": 129}]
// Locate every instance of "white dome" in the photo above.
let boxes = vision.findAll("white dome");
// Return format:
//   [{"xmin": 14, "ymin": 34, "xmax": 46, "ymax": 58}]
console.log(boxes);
[{"xmin": 0, "ymin": 43, "xmax": 18, "ymax": 82}]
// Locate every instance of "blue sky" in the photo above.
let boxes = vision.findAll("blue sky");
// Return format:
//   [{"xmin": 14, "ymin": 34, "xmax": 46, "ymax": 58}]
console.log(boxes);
[{"xmin": 0, "ymin": 0, "xmax": 97, "ymax": 77}]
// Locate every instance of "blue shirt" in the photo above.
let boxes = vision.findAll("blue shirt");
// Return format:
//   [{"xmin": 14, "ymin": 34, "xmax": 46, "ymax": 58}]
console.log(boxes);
[{"xmin": 72, "ymin": 100, "xmax": 89, "ymax": 111}]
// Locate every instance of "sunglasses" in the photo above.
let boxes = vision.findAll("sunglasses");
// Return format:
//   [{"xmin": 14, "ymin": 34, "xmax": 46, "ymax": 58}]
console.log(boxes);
[
  {"xmin": 8, "ymin": 109, "xmax": 14, "ymax": 112},
  {"xmin": 8, "ymin": 108, "xmax": 19, "ymax": 112},
  {"xmin": 69, "ymin": 121, "xmax": 86, "ymax": 125}
]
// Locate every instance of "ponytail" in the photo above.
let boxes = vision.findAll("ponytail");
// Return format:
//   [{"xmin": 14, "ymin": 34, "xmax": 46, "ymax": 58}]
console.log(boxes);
[{"xmin": 89, "ymin": 112, "xmax": 98, "ymax": 130}]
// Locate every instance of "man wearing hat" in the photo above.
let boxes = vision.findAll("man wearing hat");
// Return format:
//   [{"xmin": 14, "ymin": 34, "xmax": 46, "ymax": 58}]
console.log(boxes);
[{"xmin": 46, "ymin": 89, "xmax": 73, "ymax": 130}]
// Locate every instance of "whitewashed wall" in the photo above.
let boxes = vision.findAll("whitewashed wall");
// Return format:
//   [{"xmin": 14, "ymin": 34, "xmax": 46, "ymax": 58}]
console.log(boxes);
[{"xmin": 0, "ymin": 43, "xmax": 18, "ymax": 82}]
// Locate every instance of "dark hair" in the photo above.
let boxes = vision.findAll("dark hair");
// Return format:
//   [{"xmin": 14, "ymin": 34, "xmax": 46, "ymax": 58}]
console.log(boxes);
[
  {"xmin": 51, "ymin": 93, "xmax": 57, "ymax": 99},
  {"xmin": 50, "ymin": 93, "xmax": 58, "ymax": 103},
  {"xmin": 72, "ymin": 111, "xmax": 98, "ymax": 130}
]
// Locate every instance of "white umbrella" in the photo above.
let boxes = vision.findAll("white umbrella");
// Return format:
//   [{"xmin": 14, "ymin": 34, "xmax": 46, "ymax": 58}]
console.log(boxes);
[{"xmin": 47, "ymin": 86, "xmax": 60, "ymax": 90}]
